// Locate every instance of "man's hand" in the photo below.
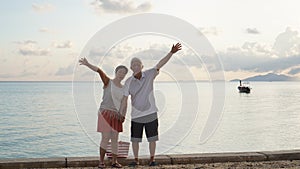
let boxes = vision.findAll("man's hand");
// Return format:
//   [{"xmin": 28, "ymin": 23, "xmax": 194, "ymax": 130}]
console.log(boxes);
[
  {"xmin": 170, "ymin": 43, "xmax": 182, "ymax": 54},
  {"xmin": 156, "ymin": 43, "xmax": 182, "ymax": 70}
]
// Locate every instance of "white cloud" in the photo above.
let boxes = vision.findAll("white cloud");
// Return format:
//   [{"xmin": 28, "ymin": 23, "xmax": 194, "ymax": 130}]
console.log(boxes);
[
  {"xmin": 273, "ymin": 27, "xmax": 300, "ymax": 57},
  {"xmin": 16, "ymin": 41, "xmax": 50, "ymax": 56},
  {"xmin": 14, "ymin": 40, "xmax": 37, "ymax": 45},
  {"xmin": 245, "ymin": 28, "xmax": 260, "ymax": 34},
  {"xmin": 0, "ymin": 71, "xmax": 37, "ymax": 79},
  {"xmin": 241, "ymin": 42, "xmax": 274, "ymax": 57},
  {"xmin": 87, "ymin": 44, "xmax": 138, "ymax": 64},
  {"xmin": 199, "ymin": 27, "xmax": 221, "ymax": 36},
  {"xmin": 88, "ymin": 46, "xmax": 108, "ymax": 62},
  {"xmin": 288, "ymin": 67, "xmax": 300, "ymax": 75},
  {"xmin": 39, "ymin": 27, "xmax": 50, "ymax": 33},
  {"xmin": 218, "ymin": 27, "xmax": 300, "ymax": 75},
  {"xmin": 39, "ymin": 27, "xmax": 58, "ymax": 34},
  {"xmin": 89, "ymin": 43, "xmax": 205, "ymax": 69},
  {"xmin": 80, "ymin": 31, "xmax": 300, "ymax": 81},
  {"xmin": 111, "ymin": 44, "xmax": 136, "ymax": 59},
  {"xmin": 32, "ymin": 3, "xmax": 55, "ymax": 13},
  {"xmin": 131, "ymin": 48, "xmax": 167, "ymax": 61},
  {"xmin": 219, "ymin": 42, "xmax": 300, "ymax": 73},
  {"xmin": 53, "ymin": 41, "xmax": 73, "ymax": 49},
  {"xmin": 55, "ymin": 63, "xmax": 74, "ymax": 76},
  {"xmin": 90, "ymin": 0, "xmax": 152, "ymax": 14}
]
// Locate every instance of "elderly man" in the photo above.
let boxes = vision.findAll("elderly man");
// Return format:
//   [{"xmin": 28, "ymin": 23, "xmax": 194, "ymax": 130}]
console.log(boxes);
[{"xmin": 119, "ymin": 43, "xmax": 182, "ymax": 166}]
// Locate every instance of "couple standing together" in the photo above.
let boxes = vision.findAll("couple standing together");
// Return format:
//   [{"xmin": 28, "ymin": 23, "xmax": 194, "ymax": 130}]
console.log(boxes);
[{"xmin": 79, "ymin": 43, "xmax": 182, "ymax": 168}]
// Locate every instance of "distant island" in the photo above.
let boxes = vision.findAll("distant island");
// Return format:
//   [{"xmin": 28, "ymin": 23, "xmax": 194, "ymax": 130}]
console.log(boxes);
[{"xmin": 231, "ymin": 73, "xmax": 299, "ymax": 82}]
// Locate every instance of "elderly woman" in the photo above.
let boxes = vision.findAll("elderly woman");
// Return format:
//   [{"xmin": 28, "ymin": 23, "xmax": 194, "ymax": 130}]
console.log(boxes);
[{"xmin": 79, "ymin": 58, "xmax": 128, "ymax": 168}]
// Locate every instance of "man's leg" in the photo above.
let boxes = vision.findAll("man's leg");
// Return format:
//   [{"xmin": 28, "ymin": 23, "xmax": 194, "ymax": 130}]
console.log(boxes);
[
  {"xmin": 131, "ymin": 120, "xmax": 143, "ymax": 165},
  {"xmin": 145, "ymin": 117, "xmax": 159, "ymax": 164},
  {"xmin": 149, "ymin": 141, "xmax": 156, "ymax": 162},
  {"xmin": 132, "ymin": 141, "xmax": 139, "ymax": 163}
]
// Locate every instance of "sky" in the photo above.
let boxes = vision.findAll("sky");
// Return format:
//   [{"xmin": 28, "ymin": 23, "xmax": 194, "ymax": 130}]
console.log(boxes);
[{"xmin": 1, "ymin": 0, "xmax": 300, "ymax": 81}]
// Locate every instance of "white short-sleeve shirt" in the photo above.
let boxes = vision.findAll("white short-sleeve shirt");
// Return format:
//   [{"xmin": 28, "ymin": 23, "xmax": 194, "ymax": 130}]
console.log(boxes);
[{"xmin": 124, "ymin": 67, "xmax": 159, "ymax": 119}]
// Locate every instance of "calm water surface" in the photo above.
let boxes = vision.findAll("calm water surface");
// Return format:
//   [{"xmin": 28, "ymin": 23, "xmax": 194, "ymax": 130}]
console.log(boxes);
[{"xmin": 0, "ymin": 81, "xmax": 300, "ymax": 159}]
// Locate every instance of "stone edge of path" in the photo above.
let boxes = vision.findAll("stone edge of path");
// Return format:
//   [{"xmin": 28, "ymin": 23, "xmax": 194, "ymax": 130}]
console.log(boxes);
[{"xmin": 1, "ymin": 150, "xmax": 300, "ymax": 169}]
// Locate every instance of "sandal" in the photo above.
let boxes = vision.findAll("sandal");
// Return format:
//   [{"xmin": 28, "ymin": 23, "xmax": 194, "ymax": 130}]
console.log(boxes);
[
  {"xmin": 128, "ymin": 161, "xmax": 139, "ymax": 167},
  {"xmin": 111, "ymin": 162, "xmax": 122, "ymax": 168},
  {"xmin": 98, "ymin": 163, "xmax": 105, "ymax": 169},
  {"xmin": 149, "ymin": 161, "xmax": 158, "ymax": 166}
]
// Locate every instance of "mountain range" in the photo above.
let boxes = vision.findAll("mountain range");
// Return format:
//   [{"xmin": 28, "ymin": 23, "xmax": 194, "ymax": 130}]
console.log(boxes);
[{"xmin": 231, "ymin": 73, "xmax": 299, "ymax": 82}]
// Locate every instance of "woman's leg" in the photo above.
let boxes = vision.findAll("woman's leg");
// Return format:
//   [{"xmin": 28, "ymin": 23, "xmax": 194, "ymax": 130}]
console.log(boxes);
[
  {"xmin": 99, "ymin": 132, "xmax": 111, "ymax": 165},
  {"xmin": 110, "ymin": 131, "xmax": 119, "ymax": 164}
]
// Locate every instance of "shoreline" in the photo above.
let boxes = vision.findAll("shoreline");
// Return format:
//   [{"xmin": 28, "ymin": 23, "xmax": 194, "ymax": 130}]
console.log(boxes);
[{"xmin": 1, "ymin": 149, "xmax": 300, "ymax": 169}]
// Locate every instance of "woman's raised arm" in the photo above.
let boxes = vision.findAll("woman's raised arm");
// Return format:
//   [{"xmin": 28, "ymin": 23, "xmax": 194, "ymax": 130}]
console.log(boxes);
[{"xmin": 79, "ymin": 57, "xmax": 109, "ymax": 86}]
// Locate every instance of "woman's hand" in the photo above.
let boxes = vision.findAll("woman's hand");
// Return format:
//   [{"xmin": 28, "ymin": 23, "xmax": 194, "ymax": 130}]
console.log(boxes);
[
  {"xmin": 79, "ymin": 57, "xmax": 89, "ymax": 66},
  {"xmin": 118, "ymin": 113, "xmax": 125, "ymax": 123}
]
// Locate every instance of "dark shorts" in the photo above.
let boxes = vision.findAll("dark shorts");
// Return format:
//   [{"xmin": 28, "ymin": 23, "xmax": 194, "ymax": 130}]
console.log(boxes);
[{"xmin": 131, "ymin": 113, "xmax": 158, "ymax": 142}]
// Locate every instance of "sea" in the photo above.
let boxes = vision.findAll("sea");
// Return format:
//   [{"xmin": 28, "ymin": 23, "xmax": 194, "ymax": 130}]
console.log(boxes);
[{"xmin": 1, "ymin": 81, "xmax": 300, "ymax": 159}]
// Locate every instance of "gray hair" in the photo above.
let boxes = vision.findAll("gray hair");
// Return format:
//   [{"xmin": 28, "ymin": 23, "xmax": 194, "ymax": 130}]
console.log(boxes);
[{"xmin": 130, "ymin": 57, "xmax": 142, "ymax": 66}]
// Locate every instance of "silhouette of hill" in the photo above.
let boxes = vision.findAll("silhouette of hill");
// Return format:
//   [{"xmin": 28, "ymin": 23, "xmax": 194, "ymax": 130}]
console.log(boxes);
[{"xmin": 231, "ymin": 73, "xmax": 298, "ymax": 81}]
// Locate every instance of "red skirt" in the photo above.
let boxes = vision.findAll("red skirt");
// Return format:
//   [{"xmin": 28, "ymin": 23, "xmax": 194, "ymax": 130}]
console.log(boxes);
[{"xmin": 97, "ymin": 109, "xmax": 123, "ymax": 132}]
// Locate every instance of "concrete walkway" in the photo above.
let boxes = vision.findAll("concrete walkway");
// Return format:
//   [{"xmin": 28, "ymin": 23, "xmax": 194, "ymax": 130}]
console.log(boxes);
[{"xmin": 1, "ymin": 150, "xmax": 300, "ymax": 169}]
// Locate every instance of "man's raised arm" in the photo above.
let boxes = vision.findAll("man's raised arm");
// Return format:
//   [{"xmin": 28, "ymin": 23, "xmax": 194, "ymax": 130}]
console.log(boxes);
[{"xmin": 155, "ymin": 43, "xmax": 182, "ymax": 70}]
